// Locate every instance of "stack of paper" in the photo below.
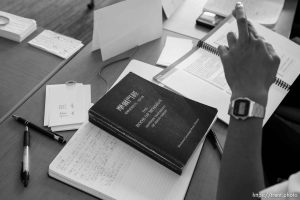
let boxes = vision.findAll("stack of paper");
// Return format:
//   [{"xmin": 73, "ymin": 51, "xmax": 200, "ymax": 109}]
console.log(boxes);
[
  {"xmin": 28, "ymin": 30, "xmax": 84, "ymax": 59},
  {"xmin": 0, "ymin": 11, "xmax": 37, "ymax": 42},
  {"xmin": 44, "ymin": 83, "xmax": 91, "ymax": 132}
]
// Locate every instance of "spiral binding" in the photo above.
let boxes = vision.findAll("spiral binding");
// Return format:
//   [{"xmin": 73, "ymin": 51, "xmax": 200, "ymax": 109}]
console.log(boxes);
[
  {"xmin": 196, "ymin": 40, "xmax": 291, "ymax": 91},
  {"xmin": 197, "ymin": 40, "xmax": 219, "ymax": 56},
  {"xmin": 275, "ymin": 78, "xmax": 290, "ymax": 90}
]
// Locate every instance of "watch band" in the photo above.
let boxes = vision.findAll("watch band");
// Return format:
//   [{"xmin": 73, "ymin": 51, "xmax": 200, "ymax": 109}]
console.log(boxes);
[{"xmin": 249, "ymin": 100, "xmax": 265, "ymax": 118}]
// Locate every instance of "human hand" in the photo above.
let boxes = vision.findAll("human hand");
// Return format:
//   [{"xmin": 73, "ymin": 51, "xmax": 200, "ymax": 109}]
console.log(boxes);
[{"xmin": 218, "ymin": 2, "xmax": 280, "ymax": 106}]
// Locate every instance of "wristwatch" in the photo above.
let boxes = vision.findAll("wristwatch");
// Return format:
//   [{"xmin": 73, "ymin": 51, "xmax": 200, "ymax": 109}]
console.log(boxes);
[{"xmin": 228, "ymin": 97, "xmax": 265, "ymax": 120}]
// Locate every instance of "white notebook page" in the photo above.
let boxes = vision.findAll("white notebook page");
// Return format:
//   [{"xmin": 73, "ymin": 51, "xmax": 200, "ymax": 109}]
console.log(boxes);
[{"xmin": 49, "ymin": 122, "xmax": 204, "ymax": 200}]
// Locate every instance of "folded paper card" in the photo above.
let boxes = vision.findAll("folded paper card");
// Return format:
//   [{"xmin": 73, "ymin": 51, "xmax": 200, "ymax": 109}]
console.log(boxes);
[
  {"xmin": 44, "ymin": 83, "xmax": 91, "ymax": 131},
  {"xmin": 92, "ymin": 0, "xmax": 163, "ymax": 61}
]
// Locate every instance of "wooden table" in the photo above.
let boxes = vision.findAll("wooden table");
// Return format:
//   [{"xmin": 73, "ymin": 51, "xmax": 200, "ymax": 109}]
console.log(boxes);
[
  {"xmin": 0, "ymin": 28, "xmax": 71, "ymax": 124},
  {"xmin": 0, "ymin": 30, "xmax": 226, "ymax": 200},
  {"xmin": 0, "ymin": 0, "xmax": 297, "ymax": 199}
]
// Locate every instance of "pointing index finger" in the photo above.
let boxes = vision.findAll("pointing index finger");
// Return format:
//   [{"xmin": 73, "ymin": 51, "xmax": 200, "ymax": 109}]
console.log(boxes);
[{"xmin": 235, "ymin": 2, "xmax": 249, "ymax": 43}]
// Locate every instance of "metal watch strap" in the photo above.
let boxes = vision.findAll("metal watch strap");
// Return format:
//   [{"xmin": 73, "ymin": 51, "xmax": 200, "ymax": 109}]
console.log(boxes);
[{"xmin": 250, "ymin": 101, "xmax": 265, "ymax": 118}]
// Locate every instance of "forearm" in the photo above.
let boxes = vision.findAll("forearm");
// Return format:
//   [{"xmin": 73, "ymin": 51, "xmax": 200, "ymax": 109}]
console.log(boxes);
[{"xmin": 217, "ymin": 117, "xmax": 265, "ymax": 200}]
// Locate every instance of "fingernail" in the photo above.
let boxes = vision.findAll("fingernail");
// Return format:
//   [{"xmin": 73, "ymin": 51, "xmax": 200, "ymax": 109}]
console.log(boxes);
[
  {"xmin": 236, "ymin": 2, "xmax": 243, "ymax": 8},
  {"xmin": 235, "ymin": 2, "xmax": 246, "ymax": 19}
]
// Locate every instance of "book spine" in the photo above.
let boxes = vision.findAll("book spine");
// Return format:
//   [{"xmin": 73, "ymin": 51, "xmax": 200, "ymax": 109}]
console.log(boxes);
[
  {"xmin": 197, "ymin": 40, "xmax": 291, "ymax": 91},
  {"xmin": 89, "ymin": 112, "xmax": 183, "ymax": 175}
]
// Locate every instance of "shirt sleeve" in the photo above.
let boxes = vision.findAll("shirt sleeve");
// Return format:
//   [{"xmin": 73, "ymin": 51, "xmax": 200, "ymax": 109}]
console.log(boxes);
[{"xmin": 259, "ymin": 171, "xmax": 300, "ymax": 200}]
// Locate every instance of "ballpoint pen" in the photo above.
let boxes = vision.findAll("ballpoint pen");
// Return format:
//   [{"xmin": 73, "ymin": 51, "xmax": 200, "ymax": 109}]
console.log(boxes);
[
  {"xmin": 20, "ymin": 126, "xmax": 30, "ymax": 187},
  {"xmin": 12, "ymin": 115, "xmax": 66, "ymax": 144}
]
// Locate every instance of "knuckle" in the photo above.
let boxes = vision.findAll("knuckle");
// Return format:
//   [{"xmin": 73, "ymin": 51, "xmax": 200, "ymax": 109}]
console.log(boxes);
[{"xmin": 238, "ymin": 17, "xmax": 247, "ymax": 25}]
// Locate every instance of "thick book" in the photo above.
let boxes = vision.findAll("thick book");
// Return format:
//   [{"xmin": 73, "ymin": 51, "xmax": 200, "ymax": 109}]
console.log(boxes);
[
  {"xmin": 89, "ymin": 72, "xmax": 217, "ymax": 174},
  {"xmin": 154, "ymin": 16, "xmax": 300, "ymax": 125}
]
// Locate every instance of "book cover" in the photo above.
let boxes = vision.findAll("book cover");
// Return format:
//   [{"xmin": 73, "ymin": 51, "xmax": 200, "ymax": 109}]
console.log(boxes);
[{"xmin": 89, "ymin": 72, "xmax": 217, "ymax": 174}]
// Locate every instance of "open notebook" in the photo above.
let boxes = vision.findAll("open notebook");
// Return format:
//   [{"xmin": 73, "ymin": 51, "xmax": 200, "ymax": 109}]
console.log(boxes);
[{"xmin": 155, "ymin": 17, "xmax": 300, "ymax": 125}]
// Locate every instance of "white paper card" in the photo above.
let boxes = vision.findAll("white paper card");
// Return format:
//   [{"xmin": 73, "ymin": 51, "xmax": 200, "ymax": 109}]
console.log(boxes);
[
  {"xmin": 28, "ymin": 30, "xmax": 84, "ymax": 59},
  {"xmin": 92, "ymin": 0, "xmax": 163, "ymax": 61},
  {"xmin": 156, "ymin": 36, "xmax": 193, "ymax": 67},
  {"xmin": 44, "ymin": 83, "xmax": 91, "ymax": 131}
]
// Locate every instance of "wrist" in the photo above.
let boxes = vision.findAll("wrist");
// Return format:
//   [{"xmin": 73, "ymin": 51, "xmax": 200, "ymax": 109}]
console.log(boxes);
[{"xmin": 231, "ymin": 89, "xmax": 268, "ymax": 107}]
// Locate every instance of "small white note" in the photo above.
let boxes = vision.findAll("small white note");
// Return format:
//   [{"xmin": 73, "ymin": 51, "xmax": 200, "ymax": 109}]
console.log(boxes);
[
  {"xmin": 156, "ymin": 36, "xmax": 193, "ymax": 67},
  {"xmin": 28, "ymin": 30, "xmax": 84, "ymax": 59},
  {"xmin": 44, "ymin": 83, "xmax": 91, "ymax": 131}
]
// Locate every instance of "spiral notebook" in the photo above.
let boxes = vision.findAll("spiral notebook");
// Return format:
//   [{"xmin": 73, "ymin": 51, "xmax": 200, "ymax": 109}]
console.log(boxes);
[{"xmin": 154, "ymin": 16, "xmax": 300, "ymax": 124}]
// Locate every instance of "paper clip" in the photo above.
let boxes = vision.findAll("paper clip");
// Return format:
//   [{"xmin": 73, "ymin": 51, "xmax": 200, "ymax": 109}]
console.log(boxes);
[
  {"xmin": 65, "ymin": 80, "xmax": 77, "ymax": 86},
  {"xmin": 0, "ymin": 15, "xmax": 10, "ymax": 26}
]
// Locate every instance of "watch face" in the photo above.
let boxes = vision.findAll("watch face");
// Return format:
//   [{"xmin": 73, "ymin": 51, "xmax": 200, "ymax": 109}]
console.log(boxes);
[{"xmin": 233, "ymin": 99, "xmax": 250, "ymax": 117}]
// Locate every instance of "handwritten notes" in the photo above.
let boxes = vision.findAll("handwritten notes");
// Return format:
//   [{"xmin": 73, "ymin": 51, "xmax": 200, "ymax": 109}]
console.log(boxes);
[
  {"xmin": 28, "ymin": 30, "xmax": 83, "ymax": 59},
  {"xmin": 49, "ymin": 122, "xmax": 205, "ymax": 200},
  {"xmin": 44, "ymin": 83, "xmax": 91, "ymax": 131}
]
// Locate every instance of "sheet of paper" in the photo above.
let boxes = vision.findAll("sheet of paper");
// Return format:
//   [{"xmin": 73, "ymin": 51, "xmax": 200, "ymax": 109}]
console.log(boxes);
[
  {"xmin": 163, "ymin": 0, "xmax": 209, "ymax": 40},
  {"xmin": 161, "ymin": 0, "xmax": 184, "ymax": 18},
  {"xmin": 28, "ymin": 30, "xmax": 84, "ymax": 59},
  {"xmin": 92, "ymin": 0, "xmax": 162, "ymax": 61},
  {"xmin": 203, "ymin": 0, "xmax": 285, "ymax": 25},
  {"xmin": 111, "ymin": 59, "xmax": 164, "ymax": 89},
  {"xmin": 156, "ymin": 36, "xmax": 193, "ymax": 67}
]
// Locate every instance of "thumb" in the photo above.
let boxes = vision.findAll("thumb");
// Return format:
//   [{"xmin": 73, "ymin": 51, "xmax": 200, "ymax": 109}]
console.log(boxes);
[{"xmin": 218, "ymin": 45, "xmax": 229, "ymax": 58}]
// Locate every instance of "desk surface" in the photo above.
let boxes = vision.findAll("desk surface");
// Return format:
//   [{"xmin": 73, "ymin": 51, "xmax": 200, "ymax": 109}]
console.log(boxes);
[
  {"xmin": 0, "ymin": 28, "xmax": 69, "ymax": 123},
  {"xmin": 0, "ymin": 31, "xmax": 227, "ymax": 200},
  {"xmin": 0, "ymin": 0, "xmax": 297, "ymax": 199}
]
